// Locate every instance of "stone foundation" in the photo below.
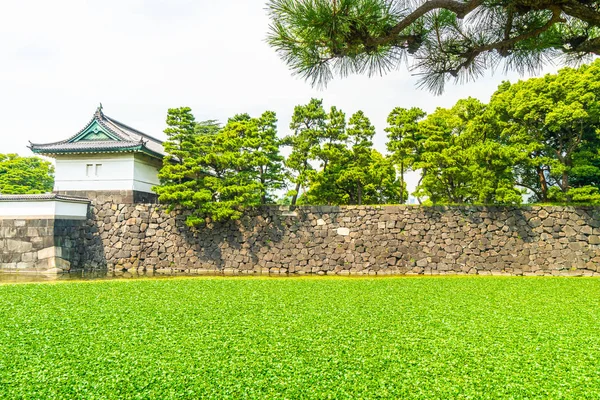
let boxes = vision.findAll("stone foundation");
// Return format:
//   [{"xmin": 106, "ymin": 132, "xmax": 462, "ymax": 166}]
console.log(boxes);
[
  {"xmin": 3, "ymin": 193, "xmax": 599, "ymax": 276},
  {"xmin": 83, "ymin": 203, "xmax": 600, "ymax": 276},
  {"xmin": 0, "ymin": 218, "xmax": 88, "ymax": 273}
]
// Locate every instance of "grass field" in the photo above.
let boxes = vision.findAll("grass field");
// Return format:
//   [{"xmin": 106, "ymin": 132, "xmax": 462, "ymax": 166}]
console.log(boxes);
[{"xmin": 1, "ymin": 277, "xmax": 599, "ymax": 399}]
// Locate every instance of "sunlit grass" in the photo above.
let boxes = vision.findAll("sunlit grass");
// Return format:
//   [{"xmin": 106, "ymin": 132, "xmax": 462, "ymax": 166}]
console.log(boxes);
[{"xmin": 1, "ymin": 277, "xmax": 599, "ymax": 399}]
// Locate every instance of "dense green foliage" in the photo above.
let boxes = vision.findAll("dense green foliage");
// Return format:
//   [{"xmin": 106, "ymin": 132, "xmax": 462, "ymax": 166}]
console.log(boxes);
[
  {"xmin": 387, "ymin": 60, "xmax": 600, "ymax": 205},
  {"xmin": 489, "ymin": 60, "xmax": 600, "ymax": 203},
  {"xmin": 285, "ymin": 99, "xmax": 403, "ymax": 205},
  {"xmin": 155, "ymin": 108, "xmax": 286, "ymax": 225},
  {"xmin": 284, "ymin": 98, "xmax": 329, "ymax": 205},
  {"xmin": 156, "ymin": 61, "xmax": 600, "ymax": 216},
  {"xmin": 0, "ymin": 154, "xmax": 54, "ymax": 194},
  {"xmin": 386, "ymin": 107, "xmax": 426, "ymax": 203},
  {"xmin": 154, "ymin": 107, "xmax": 205, "ymax": 220},
  {"xmin": 404, "ymin": 98, "xmax": 524, "ymax": 205},
  {"xmin": 267, "ymin": 0, "xmax": 600, "ymax": 93},
  {"xmin": 1, "ymin": 277, "xmax": 600, "ymax": 398}
]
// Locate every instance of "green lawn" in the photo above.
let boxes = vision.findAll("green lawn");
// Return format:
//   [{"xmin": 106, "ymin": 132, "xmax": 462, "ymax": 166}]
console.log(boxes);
[{"xmin": 1, "ymin": 277, "xmax": 599, "ymax": 399}]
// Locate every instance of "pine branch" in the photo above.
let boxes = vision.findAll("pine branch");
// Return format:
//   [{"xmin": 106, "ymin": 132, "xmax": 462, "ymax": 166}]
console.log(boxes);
[
  {"xmin": 446, "ymin": 6, "xmax": 565, "ymax": 76},
  {"xmin": 371, "ymin": 0, "xmax": 484, "ymax": 47}
]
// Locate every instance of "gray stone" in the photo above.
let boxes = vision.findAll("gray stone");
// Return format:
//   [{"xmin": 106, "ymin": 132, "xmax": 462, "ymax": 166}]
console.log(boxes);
[
  {"xmin": 529, "ymin": 218, "xmax": 542, "ymax": 228},
  {"xmin": 416, "ymin": 258, "xmax": 428, "ymax": 267}
]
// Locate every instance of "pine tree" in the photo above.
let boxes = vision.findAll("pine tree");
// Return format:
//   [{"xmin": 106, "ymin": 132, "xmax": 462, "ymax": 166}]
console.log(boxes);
[
  {"xmin": 251, "ymin": 111, "xmax": 286, "ymax": 205},
  {"xmin": 339, "ymin": 111, "xmax": 376, "ymax": 205},
  {"xmin": 284, "ymin": 98, "xmax": 327, "ymax": 205},
  {"xmin": 304, "ymin": 109, "xmax": 404, "ymax": 205},
  {"xmin": 197, "ymin": 115, "xmax": 262, "ymax": 223},
  {"xmin": 154, "ymin": 107, "xmax": 204, "ymax": 220},
  {"xmin": 385, "ymin": 107, "xmax": 427, "ymax": 203}
]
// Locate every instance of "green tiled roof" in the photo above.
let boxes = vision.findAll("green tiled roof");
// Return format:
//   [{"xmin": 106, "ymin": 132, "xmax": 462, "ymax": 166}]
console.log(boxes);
[{"xmin": 29, "ymin": 106, "xmax": 165, "ymax": 159}]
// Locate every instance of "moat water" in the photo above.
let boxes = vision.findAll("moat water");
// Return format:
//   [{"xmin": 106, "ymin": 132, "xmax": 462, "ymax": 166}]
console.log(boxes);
[{"xmin": 0, "ymin": 270, "xmax": 211, "ymax": 284}]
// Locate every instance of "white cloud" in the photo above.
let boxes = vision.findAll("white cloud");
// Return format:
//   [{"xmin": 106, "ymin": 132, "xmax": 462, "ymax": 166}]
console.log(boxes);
[{"xmin": 0, "ymin": 0, "xmax": 559, "ymax": 159}]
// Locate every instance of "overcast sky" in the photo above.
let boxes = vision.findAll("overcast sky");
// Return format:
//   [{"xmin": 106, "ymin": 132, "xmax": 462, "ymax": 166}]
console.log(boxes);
[{"xmin": 2, "ymin": 0, "xmax": 559, "ymax": 160}]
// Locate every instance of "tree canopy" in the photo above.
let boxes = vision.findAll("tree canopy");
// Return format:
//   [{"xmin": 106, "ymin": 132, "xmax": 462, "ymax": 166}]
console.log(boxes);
[
  {"xmin": 410, "ymin": 98, "xmax": 523, "ymax": 204},
  {"xmin": 284, "ymin": 99, "xmax": 404, "ymax": 205},
  {"xmin": 0, "ymin": 154, "xmax": 54, "ymax": 195},
  {"xmin": 155, "ymin": 60, "xmax": 600, "ymax": 223},
  {"xmin": 267, "ymin": 0, "xmax": 600, "ymax": 93},
  {"xmin": 488, "ymin": 59, "xmax": 600, "ymax": 202},
  {"xmin": 155, "ymin": 108, "xmax": 286, "ymax": 226},
  {"xmin": 284, "ymin": 98, "xmax": 329, "ymax": 205},
  {"xmin": 403, "ymin": 60, "xmax": 600, "ymax": 204}
]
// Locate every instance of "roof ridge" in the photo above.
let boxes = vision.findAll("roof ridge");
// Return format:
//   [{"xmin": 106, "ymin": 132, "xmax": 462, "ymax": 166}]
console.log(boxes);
[
  {"xmin": 96, "ymin": 118, "xmax": 130, "ymax": 141},
  {"xmin": 104, "ymin": 115, "xmax": 163, "ymax": 144}
]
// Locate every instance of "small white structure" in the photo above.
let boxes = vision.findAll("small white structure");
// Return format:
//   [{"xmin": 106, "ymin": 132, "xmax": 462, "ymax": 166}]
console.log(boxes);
[
  {"xmin": 0, "ymin": 194, "xmax": 89, "ymax": 220},
  {"xmin": 0, "ymin": 194, "xmax": 90, "ymax": 274},
  {"xmin": 29, "ymin": 105, "xmax": 165, "ymax": 197}
]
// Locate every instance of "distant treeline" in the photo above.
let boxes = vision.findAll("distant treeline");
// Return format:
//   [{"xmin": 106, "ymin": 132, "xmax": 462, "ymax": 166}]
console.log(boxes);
[{"xmin": 0, "ymin": 154, "xmax": 54, "ymax": 195}]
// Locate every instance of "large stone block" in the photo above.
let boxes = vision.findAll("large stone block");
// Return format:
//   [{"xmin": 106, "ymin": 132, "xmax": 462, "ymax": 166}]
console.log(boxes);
[
  {"xmin": 0, "ymin": 263, "xmax": 17, "ymax": 271},
  {"xmin": 337, "ymin": 227, "xmax": 350, "ymax": 236},
  {"xmin": 37, "ymin": 246, "xmax": 63, "ymax": 260},
  {"xmin": 36, "ymin": 257, "xmax": 71, "ymax": 272},
  {"xmin": 16, "ymin": 262, "xmax": 35, "ymax": 271},
  {"xmin": 21, "ymin": 252, "xmax": 36, "ymax": 262},
  {"xmin": 6, "ymin": 239, "xmax": 33, "ymax": 253},
  {"xmin": 0, "ymin": 227, "xmax": 17, "ymax": 238}
]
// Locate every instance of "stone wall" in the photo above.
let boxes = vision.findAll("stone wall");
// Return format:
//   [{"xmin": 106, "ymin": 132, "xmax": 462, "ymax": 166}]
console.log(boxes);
[
  {"xmin": 0, "ymin": 218, "xmax": 88, "ymax": 273},
  {"xmin": 84, "ymin": 200, "xmax": 600, "ymax": 276}
]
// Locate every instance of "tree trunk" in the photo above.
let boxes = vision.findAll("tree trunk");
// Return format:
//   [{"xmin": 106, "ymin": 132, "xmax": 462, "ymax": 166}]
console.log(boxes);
[
  {"xmin": 357, "ymin": 184, "xmax": 363, "ymax": 206},
  {"xmin": 400, "ymin": 165, "xmax": 405, "ymax": 204},
  {"xmin": 562, "ymin": 170, "xmax": 569, "ymax": 193},
  {"xmin": 292, "ymin": 161, "xmax": 309, "ymax": 206},
  {"xmin": 416, "ymin": 170, "xmax": 424, "ymax": 205},
  {"xmin": 537, "ymin": 167, "xmax": 548, "ymax": 202},
  {"xmin": 291, "ymin": 181, "xmax": 301, "ymax": 206},
  {"xmin": 563, "ymin": 155, "xmax": 572, "ymax": 202}
]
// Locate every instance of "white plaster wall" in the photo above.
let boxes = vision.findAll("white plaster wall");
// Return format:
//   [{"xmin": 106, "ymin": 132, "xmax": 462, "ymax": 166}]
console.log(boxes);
[
  {"xmin": 133, "ymin": 154, "xmax": 162, "ymax": 193},
  {"xmin": 53, "ymin": 154, "xmax": 161, "ymax": 194},
  {"xmin": 54, "ymin": 154, "xmax": 134, "ymax": 192},
  {"xmin": 55, "ymin": 200, "xmax": 89, "ymax": 219},
  {"xmin": 0, "ymin": 200, "xmax": 88, "ymax": 219}
]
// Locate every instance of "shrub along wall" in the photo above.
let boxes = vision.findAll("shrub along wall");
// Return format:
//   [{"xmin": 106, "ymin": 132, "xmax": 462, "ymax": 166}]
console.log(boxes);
[{"xmin": 84, "ymin": 198, "xmax": 600, "ymax": 276}]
